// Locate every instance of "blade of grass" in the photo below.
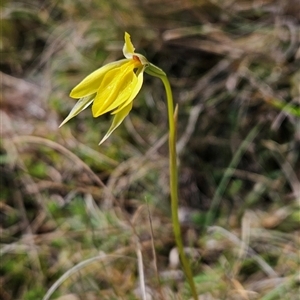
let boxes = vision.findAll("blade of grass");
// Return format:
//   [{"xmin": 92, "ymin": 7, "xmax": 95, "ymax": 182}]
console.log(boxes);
[
  {"xmin": 42, "ymin": 254, "xmax": 134, "ymax": 300},
  {"xmin": 205, "ymin": 124, "xmax": 262, "ymax": 227}
]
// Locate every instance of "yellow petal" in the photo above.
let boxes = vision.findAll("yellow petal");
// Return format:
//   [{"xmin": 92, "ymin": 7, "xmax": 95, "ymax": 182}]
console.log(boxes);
[
  {"xmin": 70, "ymin": 59, "xmax": 128, "ymax": 99},
  {"xmin": 59, "ymin": 94, "xmax": 95, "ymax": 127},
  {"xmin": 99, "ymin": 72, "xmax": 137, "ymax": 115},
  {"xmin": 112, "ymin": 67, "xmax": 144, "ymax": 114},
  {"xmin": 91, "ymin": 61, "xmax": 136, "ymax": 117},
  {"xmin": 99, "ymin": 102, "xmax": 133, "ymax": 144},
  {"xmin": 123, "ymin": 32, "xmax": 135, "ymax": 59}
]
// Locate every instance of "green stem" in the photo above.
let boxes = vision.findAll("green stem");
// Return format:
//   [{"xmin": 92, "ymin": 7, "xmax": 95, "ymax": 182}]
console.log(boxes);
[{"xmin": 160, "ymin": 75, "xmax": 198, "ymax": 300}]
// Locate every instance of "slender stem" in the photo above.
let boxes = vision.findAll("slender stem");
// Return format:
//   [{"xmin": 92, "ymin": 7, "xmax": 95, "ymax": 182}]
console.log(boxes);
[{"xmin": 160, "ymin": 75, "xmax": 198, "ymax": 300}]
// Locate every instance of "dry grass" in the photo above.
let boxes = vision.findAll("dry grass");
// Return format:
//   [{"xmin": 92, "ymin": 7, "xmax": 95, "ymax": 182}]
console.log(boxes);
[{"xmin": 1, "ymin": 0, "xmax": 299, "ymax": 299}]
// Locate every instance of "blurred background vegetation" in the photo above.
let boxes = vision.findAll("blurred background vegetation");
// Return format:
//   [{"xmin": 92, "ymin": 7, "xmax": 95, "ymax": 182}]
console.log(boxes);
[{"xmin": 1, "ymin": 0, "xmax": 299, "ymax": 299}]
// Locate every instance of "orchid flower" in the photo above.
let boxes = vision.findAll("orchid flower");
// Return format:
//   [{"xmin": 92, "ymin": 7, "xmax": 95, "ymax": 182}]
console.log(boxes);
[
  {"xmin": 60, "ymin": 32, "xmax": 164, "ymax": 144},
  {"xmin": 58, "ymin": 32, "xmax": 198, "ymax": 298}
]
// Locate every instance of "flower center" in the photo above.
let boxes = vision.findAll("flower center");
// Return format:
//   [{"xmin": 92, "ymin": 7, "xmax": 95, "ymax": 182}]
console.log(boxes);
[{"xmin": 132, "ymin": 55, "xmax": 141, "ymax": 63}]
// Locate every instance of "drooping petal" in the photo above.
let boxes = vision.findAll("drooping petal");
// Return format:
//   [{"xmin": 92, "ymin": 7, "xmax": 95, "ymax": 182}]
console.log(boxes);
[
  {"xmin": 99, "ymin": 102, "xmax": 133, "ymax": 145},
  {"xmin": 112, "ymin": 67, "xmax": 144, "ymax": 114},
  {"xmin": 59, "ymin": 94, "xmax": 95, "ymax": 127},
  {"xmin": 91, "ymin": 60, "xmax": 136, "ymax": 117},
  {"xmin": 97, "ymin": 72, "xmax": 137, "ymax": 115},
  {"xmin": 123, "ymin": 32, "xmax": 135, "ymax": 59},
  {"xmin": 70, "ymin": 59, "xmax": 128, "ymax": 99}
]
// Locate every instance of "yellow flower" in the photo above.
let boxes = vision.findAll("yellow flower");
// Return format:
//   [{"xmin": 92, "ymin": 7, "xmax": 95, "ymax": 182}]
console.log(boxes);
[{"xmin": 60, "ymin": 32, "xmax": 149, "ymax": 144}]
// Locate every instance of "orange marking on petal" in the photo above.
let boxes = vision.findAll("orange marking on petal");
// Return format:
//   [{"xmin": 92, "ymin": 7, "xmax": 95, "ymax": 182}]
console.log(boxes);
[{"xmin": 133, "ymin": 55, "xmax": 141, "ymax": 62}]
